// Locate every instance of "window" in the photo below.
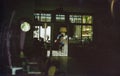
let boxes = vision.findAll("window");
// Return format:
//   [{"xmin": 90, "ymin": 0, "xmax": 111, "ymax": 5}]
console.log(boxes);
[
  {"xmin": 82, "ymin": 15, "xmax": 92, "ymax": 24},
  {"xmin": 69, "ymin": 15, "xmax": 93, "ymax": 45},
  {"xmin": 69, "ymin": 15, "xmax": 82, "ymax": 23},
  {"xmin": 34, "ymin": 13, "xmax": 40, "ymax": 21},
  {"xmin": 41, "ymin": 13, "xmax": 51, "ymax": 22},
  {"xmin": 69, "ymin": 15, "xmax": 93, "ymax": 24},
  {"xmin": 33, "ymin": 25, "xmax": 51, "ymax": 41},
  {"xmin": 33, "ymin": 26, "xmax": 40, "ymax": 39},
  {"xmin": 69, "ymin": 25, "xmax": 93, "ymax": 45},
  {"xmin": 56, "ymin": 14, "xmax": 65, "ymax": 22},
  {"xmin": 82, "ymin": 25, "xmax": 93, "ymax": 43},
  {"xmin": 34, "ymin": 13, "xmax": 51, "ymax": 22}
]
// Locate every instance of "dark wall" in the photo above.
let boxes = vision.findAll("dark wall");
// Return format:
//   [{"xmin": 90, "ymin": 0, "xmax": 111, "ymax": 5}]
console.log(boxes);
[{"xmin": 93, "ymin": 1, "xmax": 120, "ymax": 51}]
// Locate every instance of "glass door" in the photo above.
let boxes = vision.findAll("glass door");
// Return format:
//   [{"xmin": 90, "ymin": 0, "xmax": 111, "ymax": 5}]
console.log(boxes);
[{"xmin": 51, "ymin": 24, "xmax": 68, "ymax": 56}]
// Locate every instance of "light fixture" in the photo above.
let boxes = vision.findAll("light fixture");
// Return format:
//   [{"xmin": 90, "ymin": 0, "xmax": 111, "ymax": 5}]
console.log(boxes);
[
  {"xmin": 60, "ymin": 27, "xmax": 67, "ymax": 33},
  {"xmin": 20, "ymin": 22, "xmax": 31, "ymax": 32}
]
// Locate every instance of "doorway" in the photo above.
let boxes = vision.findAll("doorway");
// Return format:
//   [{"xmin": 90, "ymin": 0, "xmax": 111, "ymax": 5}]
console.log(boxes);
[
  {"xmin": 33, "ymin": 23, "xmax": 68, "ymax": 56},
  {"xmin": 51, "ymin": 24, "xmax": 68, "ymax": 56}
]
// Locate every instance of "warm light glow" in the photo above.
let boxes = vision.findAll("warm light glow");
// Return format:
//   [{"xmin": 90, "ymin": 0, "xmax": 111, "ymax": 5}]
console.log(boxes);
[
  {"xmin": 82, "ymin": 26, "xmax": 93, "ymax": 41},
  {"xmin": 60, "ymin": 27, "xmax": 67, "ymax": 33}
]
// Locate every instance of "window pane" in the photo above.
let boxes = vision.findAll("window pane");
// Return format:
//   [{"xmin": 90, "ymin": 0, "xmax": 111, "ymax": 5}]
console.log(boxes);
[
  {"xmin": 82, "ymin": 25, "xmax": 93, "ymax": 44},
  {"xmin": 34, "ymin": 13, "xmax": 51, "ymax": 22},
  {"xmin": 34, "ymin": 13, "xmax": 40, "ymax": 21},
  {"xmin": 33, "ymin": 26, "xmax": 40, "ymax": 39},
  {"xmin": 56, "ymin": 14, "xmax": 65, "ymax": 22},
  {"xmin": 40, "ymin": 26, "xmax": 51, "ymax": 41},
  {"xmin": 69, "ymin": 15, "xmax": 82, "ymax": 23},
  {"xmin": 82, "ymin": 15, "xmax": 92, "ymax": 24}
]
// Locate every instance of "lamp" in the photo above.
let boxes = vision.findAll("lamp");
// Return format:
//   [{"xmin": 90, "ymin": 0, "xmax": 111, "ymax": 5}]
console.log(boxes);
[
  {"xmin": 20, "ymin": 22, "xmax": 31, "ymax": 32},
  {"xmin": 60, "ymin": 27, "xmax": 67, "ymax": 33}
]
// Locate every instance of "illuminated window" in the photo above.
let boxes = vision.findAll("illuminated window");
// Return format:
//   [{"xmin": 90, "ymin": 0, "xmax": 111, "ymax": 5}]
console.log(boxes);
[
  {"xmin": 56, "ymin": 14, "xmax": 65, "ymax": 22},
  {"xmin": 69, "ymin": 15, "xmax": 82, "ymax": 23},
  {"xmin": 82, "ymin": 26, "xmax": 93, "ymax": 43},
  {"xmin": 34, "ymin": 13, "xmax": 40, "ymax": 21},
  {"xmin": 33, "ymin": 26, "xmax": 40, "ymax": 39},
  {"xmin": 41, "ymin": 13, "xmax": 51, "ymax": 22},
  {"xmin": 40, "ymin": 26, "xmax": 51, "ymax": 41},
  {"xmin": 69, "ymin": 15, "xmax": 93, "ymax": 45},
  {"xmin": 69, "ymin": 25, "xmax": 93, "ymax": 45},
  {"xmin": 34, "ymin": 13, "xmax": 51, "ymax": 22},
  {"xmin": 33, "ymin": 26, "xmax": 51, "ymax": 41},
  {"xmin": 73, "ymin": 25, "xmax": 82, "ymax": 40},
  {"xmin": 82, "ymin": 15, "xmax": 92, "ymax": 24}
]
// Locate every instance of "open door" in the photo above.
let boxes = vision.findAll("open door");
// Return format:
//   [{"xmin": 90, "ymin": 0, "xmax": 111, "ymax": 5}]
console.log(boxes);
[
  {"xmin": 33, "ymin": 23, "xmax": 68, "ymax": 56},
  {"xmin": 51, "ymin": 24, "xmax": 68, "ymax": 56}
]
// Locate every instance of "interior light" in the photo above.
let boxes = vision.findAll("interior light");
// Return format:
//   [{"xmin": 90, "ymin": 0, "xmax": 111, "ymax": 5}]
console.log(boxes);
[{"xmin": 20, "ymin": 22, "xmax": 31, "ymax": 32}]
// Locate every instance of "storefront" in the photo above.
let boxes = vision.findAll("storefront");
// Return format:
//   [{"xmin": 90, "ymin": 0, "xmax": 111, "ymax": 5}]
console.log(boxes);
[{"xmin": 22, "ymin": 9, "xmax": 93, "ymax": 57}]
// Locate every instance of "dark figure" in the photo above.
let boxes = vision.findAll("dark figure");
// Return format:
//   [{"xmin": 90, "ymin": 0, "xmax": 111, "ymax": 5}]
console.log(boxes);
[{"xmin": 32, "ymin": 38, "xmax": 47, "ymax": 60}]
